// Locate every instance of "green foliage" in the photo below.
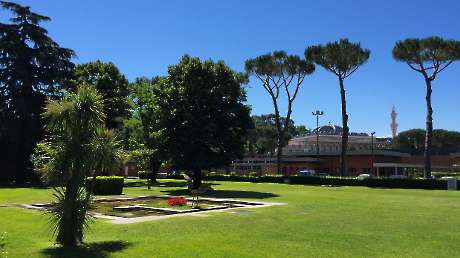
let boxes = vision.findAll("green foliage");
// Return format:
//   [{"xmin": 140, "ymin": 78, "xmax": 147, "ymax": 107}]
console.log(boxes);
[
  {"xmin": 245, "ymin": 51, "xmax": 315, "ymax": 173},
  {"xmin": 395, "ymin": 129, "xmax": 460, "ymax": 154},
  {"xmin": 393, "ymin": 36, "xmax": 460, "ymax": 78},
  {"xmin": 128, "ymin": 77, "xmax": 166, "ymax": 174},
  {"xmin": 70, "ymin": 61, "xmax": 131, "ymax": 129},
  {"xmin": 33, "ymin": 86, "xmax": 108, "ymax": 247},
  {"xmin": 49, "ymin": 187, "xmax": 92, "ymax": 247},
  {"xmin": 0, "ymin": 1, "xmax": 75, "ymax": 183},
  {"xmin": 151, "ymin": 55, "xmax": 253, "ymax": 174},
  {"xmin": 247, "ymin": 114, "xmax": 307, "ymax": 155},
  {"xmin": 137, "ymin": 171, "xmax": 152, "ymax": 179},
  {"xmin": 393, "ymin": 37, "xmax": 460, "ymax": 177},
  {"xmin": 86, "ymin": 176, "xmax": 124, "ymax": 195},
  {"xmin": 305, "ymin": 39, "xmax": 370, "ymax": 176},
  {"xmin": 0, "ymin": 232, "xmax": 6, "ymax": 258},
  {"xmin": 191, "ymin": 174, "xmax": 454, "ymax": 190},
  {"xmin": 305, "ymin": 39, "xmax": 370, "ymax": 78},
  {"xmin": 91, "ymin": 129, "xmax": 126, "ymax": 176}
]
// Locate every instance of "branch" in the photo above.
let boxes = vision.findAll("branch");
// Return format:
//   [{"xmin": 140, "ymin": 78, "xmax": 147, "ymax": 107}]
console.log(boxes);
[
  {"xmin": 343, "ymin": 65, "xmax": 360, "ymax": 79},
  {"xmin": 407, "ymin": 63, "xmax": 422, "ymax": 72},
  {"xmin": 436, "ymin": 60, "xmax": 453, "ymax": 74}
]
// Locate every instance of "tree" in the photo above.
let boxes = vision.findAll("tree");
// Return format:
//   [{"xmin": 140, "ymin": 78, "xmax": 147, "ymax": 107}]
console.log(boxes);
[
  {"xmin": 128, "ymin": 77, "xmax": 167, "ymax": 185},
  {"xmin": 0, "ymin": 1, "xmax": 75, "ymax": 183},
  {"xmin": 393, "ymin": 36, "xmax": 460, "ymax": 178},
  {"xmin": 248, "ymin": 114, "xmax": 308, "ymax": 156},
  {"xmin": 245, "ymin": 51, "xmax": 315, "ymax": 174},
  {"xmin": 306, "ymin": 39, "xmax": 370, "ymax": 176},
  {"xmin": 34, "ymin": 86, "xmax": 106, "ymax": 247},
  {"xmin": 154, "ymin": 55, "xmax": 253, "ymax": 188},
  {"xmin": 395, "ymin": 129, "xmax": 460, "ymax": 155},
  {"xmin": 70, "ymin": 61, "xmax": 131, "ymax": 129}
]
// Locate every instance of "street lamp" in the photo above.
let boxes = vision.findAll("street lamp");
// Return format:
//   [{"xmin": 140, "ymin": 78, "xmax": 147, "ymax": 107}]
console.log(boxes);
[
  {"xmin": 371, "ymin": 131, "xmax": 376, "ymax": 175},
  {"xmin": 312, "ymin": 110, "xmax": 324, "ymax": 158}
]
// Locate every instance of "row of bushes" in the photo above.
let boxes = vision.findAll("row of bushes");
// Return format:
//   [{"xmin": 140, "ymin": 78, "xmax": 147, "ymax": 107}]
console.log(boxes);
[
  {"xmin": 86, "ymin": 176, "xmax": 124, "ymax": 195},
  {"xmin": 165, "ymin": 174, "xmax": 457, "ymax": 190}
]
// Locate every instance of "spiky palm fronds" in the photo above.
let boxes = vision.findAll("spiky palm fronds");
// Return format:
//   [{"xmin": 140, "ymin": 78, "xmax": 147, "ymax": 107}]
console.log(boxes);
[
  {"xmin": 49, "ymin": 187, "xmax": 93, "ymax": 246},
  {"xmin": 34, "ymin": 85, "xmax": 107, "ymax": 247}
]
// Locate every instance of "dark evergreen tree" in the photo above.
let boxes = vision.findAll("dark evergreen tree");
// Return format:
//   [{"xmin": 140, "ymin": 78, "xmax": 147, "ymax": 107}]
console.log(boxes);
[{"xmin": 0, "ymin": 1, "xmax": 75, "ymax": 182}]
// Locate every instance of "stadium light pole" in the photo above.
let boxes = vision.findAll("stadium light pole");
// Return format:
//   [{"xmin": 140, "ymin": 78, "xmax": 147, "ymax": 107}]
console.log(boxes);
[{"xmin": 312, "ymin": 110, "xmax": 324, "ymax": 158}]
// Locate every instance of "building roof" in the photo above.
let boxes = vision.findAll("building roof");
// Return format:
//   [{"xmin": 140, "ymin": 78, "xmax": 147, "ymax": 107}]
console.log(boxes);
[
  {"xmin": 451, "ymin": 152, "xmax": 460, "ymax": 157},
  {"xmin": 307, "ymin": 124, "xmax": 369, "ymax": 136},
  {"xmin": 284, "ymin": 149, "xmax": 410, "ymax": 158}
]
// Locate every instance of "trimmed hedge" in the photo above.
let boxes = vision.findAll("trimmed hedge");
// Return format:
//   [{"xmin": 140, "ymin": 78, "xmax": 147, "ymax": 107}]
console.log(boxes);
[
  {"xmin": 86, "ymin": 176, "xmax": 124, "ymax": 195},
  {"xmin": 138, "ymin": 171, "xmax": 152, "ymax": 179},
  {"xmin": 165, "ymin": 174, "xmax": 458, "ymax": 190}
]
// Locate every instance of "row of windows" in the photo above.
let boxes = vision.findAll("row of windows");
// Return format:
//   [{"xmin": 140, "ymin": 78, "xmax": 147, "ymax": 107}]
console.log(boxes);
[{"xmin": 287, "ymin": 144, "xmax": 373, "ymax": 153}]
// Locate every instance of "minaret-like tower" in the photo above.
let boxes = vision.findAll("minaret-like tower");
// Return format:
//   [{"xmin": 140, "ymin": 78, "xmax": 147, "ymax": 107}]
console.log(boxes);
[{"xmin": 390, "ymin": 106, "xmax": 398, "ymax": 138}]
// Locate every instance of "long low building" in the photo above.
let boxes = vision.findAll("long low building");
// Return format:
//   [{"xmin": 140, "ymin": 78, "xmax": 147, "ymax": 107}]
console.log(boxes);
[{"xmin": 231, "ymin": 125, "xmax": 459, "ymax": 177}]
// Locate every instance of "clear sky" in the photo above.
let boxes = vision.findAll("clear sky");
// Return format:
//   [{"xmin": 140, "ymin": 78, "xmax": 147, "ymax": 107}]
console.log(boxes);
[{"xmin": 3, "ymin": 0, "xmax": 460, "ymax": 136}]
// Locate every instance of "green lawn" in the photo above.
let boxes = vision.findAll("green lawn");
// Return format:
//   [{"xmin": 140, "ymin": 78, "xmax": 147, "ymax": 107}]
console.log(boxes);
[{"xmin": 1, "ymin": 179, "xmax": 460, "ymax": 258}]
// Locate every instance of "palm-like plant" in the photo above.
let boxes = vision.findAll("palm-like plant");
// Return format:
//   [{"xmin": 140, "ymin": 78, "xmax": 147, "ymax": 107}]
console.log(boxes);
[{"xmin": 35, "ymin": 85, "xmax": 105, "ymax": 247}]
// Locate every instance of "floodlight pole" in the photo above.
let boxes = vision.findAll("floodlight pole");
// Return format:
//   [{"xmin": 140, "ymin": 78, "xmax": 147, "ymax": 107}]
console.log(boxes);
[{"xmin": 312, "ymin": 110, "xmax": 324, "ymax": 158}]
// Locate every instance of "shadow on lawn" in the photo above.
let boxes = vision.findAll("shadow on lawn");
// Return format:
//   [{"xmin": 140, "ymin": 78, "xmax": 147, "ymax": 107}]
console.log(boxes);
[
  {"xmin": 124, "ymin": 180, "xmax": 220, "ymax": 188},
  {"xmin": 42, "ymin": 241, "xmax": 131, "ymax": 258},
  {"xmin": 162, "ymin": 189, "xmax": 279, "ymax": 199}
]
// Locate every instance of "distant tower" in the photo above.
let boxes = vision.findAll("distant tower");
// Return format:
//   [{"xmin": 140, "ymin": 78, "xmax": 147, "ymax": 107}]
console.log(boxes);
[{"xmin": 390, "ymin": 106, "xmax": 398, "ymax": 138}]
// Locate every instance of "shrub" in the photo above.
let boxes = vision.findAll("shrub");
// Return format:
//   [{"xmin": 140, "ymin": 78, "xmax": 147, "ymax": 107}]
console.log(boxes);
[
  {"xmin": 164, "ymin": 174, "xmax": 457, "ymax": 190},
  {"xmin": 138, "ymin": 171, "xmax": 152, "ymax": 179},
  {"xmin": 249, "ymin": 171, "xmax": 259, "ymax": 177},
  {"xmin": 167, "ymin": 197, "xmax": 187, "ymax": 206},
  {"xmin": 0, "ymin": 232, "xmax": 6, "ymax": 258},
  {"xmin": 86, "ymin": 176, "xmax": 124, "ymax": 195}
]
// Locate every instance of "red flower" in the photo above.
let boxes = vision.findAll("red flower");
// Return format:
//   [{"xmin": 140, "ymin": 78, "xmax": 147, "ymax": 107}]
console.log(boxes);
[{"xmin": 167, "ymin": 197, "xmax": 187, "ymax": 206}]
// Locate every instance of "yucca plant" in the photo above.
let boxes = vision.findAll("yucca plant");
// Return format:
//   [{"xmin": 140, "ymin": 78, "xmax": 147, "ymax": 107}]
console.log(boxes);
[{"xmin": 34, "ymin": 85, "xmax": 106, "ymax": 247}]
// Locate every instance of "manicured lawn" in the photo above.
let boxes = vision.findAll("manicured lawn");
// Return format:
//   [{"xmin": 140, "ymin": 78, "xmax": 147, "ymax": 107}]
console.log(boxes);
[{"xmin": 1, "ymin": 179, "xmax": 460, "ymax": 258}]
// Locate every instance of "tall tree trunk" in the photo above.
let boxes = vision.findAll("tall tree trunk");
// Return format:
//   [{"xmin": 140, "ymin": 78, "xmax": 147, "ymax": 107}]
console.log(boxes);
[
  {"xmin": 147, "ymin": 158, "xmax": 159, "ymax": 189},
  {"xmin": 276, "ymin": 139, "xmax": 283, "ymax": 175},
  {"xmin": 272, "ymin": 99, "xmax": 283, "ymax": 175},
  {"xmin": 339, "ymin": 78, "xmax": 349, "ymax": 177},
  {"xmin": 424, "ymin": 78, "xmax": 433, "ymax": 178},
  {"xmin": 192, "ymin": 168, "xmax": 202, "ymax": 189}
]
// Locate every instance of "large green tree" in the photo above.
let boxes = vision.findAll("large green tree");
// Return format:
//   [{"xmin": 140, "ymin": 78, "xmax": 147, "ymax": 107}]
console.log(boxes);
[
  {"xmin": 248, "ymin": 114, "xmax": 308, "ymax": 156},
  {"xmin": 306, "ymin": 39, "xmax": 370, "ymax": 176},
  {"xmin": 154, "ymin": 55, "xmax": 253, "ymax": 188},
  {"xmin": 245, "ymin": 51, "xmax": 314, "ymax": 174},
  {"xmin": 0, "ymin": 1, "xmax": 75, "ymax": 183},
  {"xmin": 70, "ymin": 61, "xmax": 131, "ymax": 129},
  {"xmin": 128, "ymin": 77, "xmax": 167, "ymax": 185},
  {"xmin": 393, "ymin": 36, "xmax": 460, "ymax": 178}
]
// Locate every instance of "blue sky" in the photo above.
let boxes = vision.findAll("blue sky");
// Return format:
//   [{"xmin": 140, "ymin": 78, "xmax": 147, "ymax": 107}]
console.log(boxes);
[{"xmin": 3, "ymin": 0, "xmax": 460, "ymax": 136}]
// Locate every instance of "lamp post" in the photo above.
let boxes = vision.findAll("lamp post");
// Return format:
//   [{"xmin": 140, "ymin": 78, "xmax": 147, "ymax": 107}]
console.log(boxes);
[
  {"xmin": 371, "ymin": 131, "xmax": 376, "ymax": 175},
  {"xmin": 312, "ymin": 110, "xmax": 324, "ymax": 158}
]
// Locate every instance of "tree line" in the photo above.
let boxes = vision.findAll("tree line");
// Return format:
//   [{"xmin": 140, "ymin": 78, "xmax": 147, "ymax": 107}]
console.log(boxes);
[
  {"xmin": 1, "ymin": 1, "xmax": 460, "ymax": 248},
  {"xmin": 2, "ymin": 1, "xmax": 460, "ymax": 184}
]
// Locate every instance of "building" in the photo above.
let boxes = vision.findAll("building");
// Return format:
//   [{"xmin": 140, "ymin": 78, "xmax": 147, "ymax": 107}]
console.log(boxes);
[{"xmin": 231, "ymin": 124, "xmax": 459, "ymax": 177}]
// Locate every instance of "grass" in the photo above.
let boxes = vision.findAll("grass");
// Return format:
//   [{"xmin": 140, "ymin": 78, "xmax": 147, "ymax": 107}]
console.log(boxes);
[{"xmin": 1, "ymin": 179, "xmax": 460, "ymax": 257}]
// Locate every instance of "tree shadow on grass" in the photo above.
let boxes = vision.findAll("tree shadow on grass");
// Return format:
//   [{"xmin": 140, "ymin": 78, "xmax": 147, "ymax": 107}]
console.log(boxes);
[
  {"xmin": 124, "ymin": 180, "xmax": 220, "ymax": 188},
  {"xmin": 41, "ymin": 241, "xmax": 131, "ymax": 258},
  {"xmin": 161, "ymin": 189, "xmax": 279, "ymax": 199}
]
